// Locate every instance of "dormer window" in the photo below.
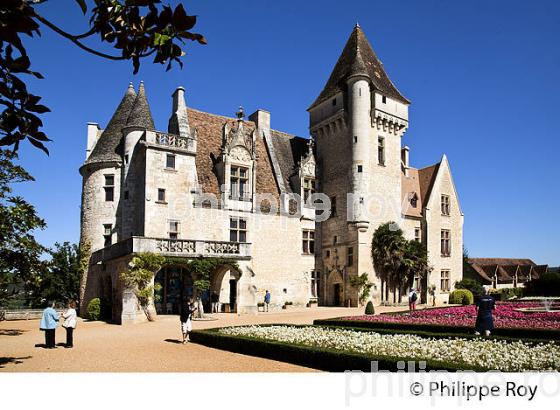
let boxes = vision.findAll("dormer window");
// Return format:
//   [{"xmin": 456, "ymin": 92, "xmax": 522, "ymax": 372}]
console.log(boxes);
[
  {"xmin": 303, "ymin": 177, "xmax": 316, "ymax": 203},
  {"xmin": 410, "ymin": 192, "xmax": 418, "ymax": 208},
  {"xmin": 230, "ymin": 166, "xmax": 249, "ymax": 200}
]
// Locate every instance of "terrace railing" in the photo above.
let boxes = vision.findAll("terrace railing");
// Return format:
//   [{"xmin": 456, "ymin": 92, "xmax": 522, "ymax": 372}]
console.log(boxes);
[{"xmin": 90, "ymin": 236, "xmax": 251, "ymax": 264}]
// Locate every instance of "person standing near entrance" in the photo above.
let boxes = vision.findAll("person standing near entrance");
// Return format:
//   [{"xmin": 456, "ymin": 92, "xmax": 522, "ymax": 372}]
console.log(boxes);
[
  {"xmin": 264, "ymin": 290, "xmax": 271, "ymax": 312},
  {"xmin": 39, "ymin": 301, "xmax": 59, "ymax": 348},
  {"xmin": 211, "ymin": 291, "xmax": 219, "ymax": 313},
  {"xmin": 408, "ymin": 288, "xmax": 418, "ymax": 311},
  {"xmin": 180, "ymin": 299, "xmax": 197, "ymax": 343},
  {"xmin": 62, "ymin": 300, "xmax": 78, "ymax": 348}
]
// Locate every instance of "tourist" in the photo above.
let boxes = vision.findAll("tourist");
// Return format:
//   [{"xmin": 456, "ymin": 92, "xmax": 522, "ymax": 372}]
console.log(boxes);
[
  {"xmin": 61, "ymin": 300, "xmax": 78, "ymax": 348},
  {"xmin": 475, "ymin": 287, "xmax": 496, "ymax": 336},
  {"xmin": 211, "ymin": 291, "xmax": 219, "ymax": 313},
  {"xmin": 408, "ymin": 288, "xmax": 418, "ymax": 311},
  {"xmin": 39, "ymin": 301, "xmax": 59, "ymax": 349},
  {"xmin": 264, "ymin": 290, "xmax": 271, "ymax": 312},
  {"xmin": 180, "ymin": 299, "xmax": 197, "ymax": 344}
]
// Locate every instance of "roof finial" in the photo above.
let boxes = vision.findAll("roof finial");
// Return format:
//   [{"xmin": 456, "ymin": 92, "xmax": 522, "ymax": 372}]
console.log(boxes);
[
  {"xmin": 236, "ymin": 106, "xmax": 245, "ymax": 121},
  {"xmin": 307, "ymin": 136, "xmax": 315, "ymax": 154}
]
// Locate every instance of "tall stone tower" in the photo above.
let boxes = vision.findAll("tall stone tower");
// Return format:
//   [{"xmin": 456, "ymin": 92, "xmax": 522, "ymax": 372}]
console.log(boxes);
[{"xmin": 308, "ymin": 24, "xmax": 410, "ymax": 306}]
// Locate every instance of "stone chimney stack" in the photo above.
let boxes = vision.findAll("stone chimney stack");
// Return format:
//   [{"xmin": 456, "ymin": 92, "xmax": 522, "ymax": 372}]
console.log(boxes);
[
  {"xmin": 249, "ymin": 109, "xmax": 270, "ymax": 132},
  {"xmin": 402, "ymin": 146, "xmax": 410, "ymax": 176},
  {"xmin": 86, "ymin": 122, "xmax": 100, "ymax": 159},
  {"xmin": 168, "ymin": 86, "xmax": 191, "ymax": 138}
]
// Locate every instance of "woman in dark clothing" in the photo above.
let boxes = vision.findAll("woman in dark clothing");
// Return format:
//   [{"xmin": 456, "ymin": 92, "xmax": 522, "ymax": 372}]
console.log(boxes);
[
  {"xmin": 180, "ymin": 299, "xmax": 197, "ymax": 344},
  {"xmin": 475, "ymin": 287, "xmax": 496, "ymax": 336}
]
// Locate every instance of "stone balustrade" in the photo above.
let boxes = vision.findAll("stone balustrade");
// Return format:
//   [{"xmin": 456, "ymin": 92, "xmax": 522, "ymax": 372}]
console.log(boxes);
[{"xmin": 90, "ymin": 236, "xmax": 251, "ymax": 265}]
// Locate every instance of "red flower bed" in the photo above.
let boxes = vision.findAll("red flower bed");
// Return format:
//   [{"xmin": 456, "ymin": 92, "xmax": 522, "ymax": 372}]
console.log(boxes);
[{"xmin": 343, "ymin": 302, "xmax": 560, "ymax": 330}]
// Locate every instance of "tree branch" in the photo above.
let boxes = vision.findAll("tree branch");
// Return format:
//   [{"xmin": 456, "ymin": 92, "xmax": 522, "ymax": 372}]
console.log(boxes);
[{"xmin": 32, "ymin": 13, "xmax": 126, "ymax": 61}]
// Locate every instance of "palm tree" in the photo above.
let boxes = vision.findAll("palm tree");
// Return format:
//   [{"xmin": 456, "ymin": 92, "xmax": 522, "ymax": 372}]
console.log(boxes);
[{"xmin": 371, "ymin": 222, "xmax": 407, "ymax": 303}]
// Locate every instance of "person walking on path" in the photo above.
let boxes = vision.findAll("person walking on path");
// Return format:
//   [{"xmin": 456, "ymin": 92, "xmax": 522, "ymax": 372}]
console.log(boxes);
[
  {"xmin": 40, "ymin": 301, "xmax": 59, "ymax": 348},
  {"xmin": 264, "ymin": 290, "xmax": 271, "ymax": 312},
  {"xmin": 408, "ymin": 288, "xmax": 418, "ymax": 311},
  {"xmin": 61, "ymin": 300, "xmax": 78, "ymax": 348},
  {"xmin": 475, "ymin": 287, "xmax": 496, "ymax": 336},
  {"xmin": 180, "ymin": 299, "xmax": 197, "ymax": 344}
]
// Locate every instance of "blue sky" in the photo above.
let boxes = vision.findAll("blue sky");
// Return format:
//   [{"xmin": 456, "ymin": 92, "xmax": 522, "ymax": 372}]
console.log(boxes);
[{"xmin": 11, "ymin": 0, "xmax": 560, "ymax": 265}]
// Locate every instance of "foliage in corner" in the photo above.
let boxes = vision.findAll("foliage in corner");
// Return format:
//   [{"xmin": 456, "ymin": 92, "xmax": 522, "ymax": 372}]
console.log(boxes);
[
  {"xmin": 349, "ymin": 273, "xmax": 373, "ymax": 306},
  {"xmin": 0, "ymin": 0, "xmax": 206, "ymax": 154},
  {"xmin": 120, "ymin": 252, "xmax": 165, "ymax": 321},
  {"xmin": 0, "ymin": 149, "xmax": 46, "ymax": 307}
]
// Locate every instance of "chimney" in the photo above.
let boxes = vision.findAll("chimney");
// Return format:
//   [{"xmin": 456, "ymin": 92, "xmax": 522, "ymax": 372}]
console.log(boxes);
[
  {"xmin": 168, "ymin": 86, "xmax": 191, "ymax": 138},
  {"xmin": 249, "ymin": 109, "xmax": 270, "ymax": 132},
  {"xmin": 401, "ymin": 146, "xmax": 410, "ymax": 176},
  {"xmin": 86, "ymin": 122, "xmax": 100, "ymax": 159}
]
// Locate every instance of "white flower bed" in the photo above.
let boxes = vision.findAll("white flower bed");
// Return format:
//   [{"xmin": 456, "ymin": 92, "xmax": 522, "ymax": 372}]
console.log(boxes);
[{"xmin": 219, "ymin": 325, "xmax": 560, "ymax": 371}]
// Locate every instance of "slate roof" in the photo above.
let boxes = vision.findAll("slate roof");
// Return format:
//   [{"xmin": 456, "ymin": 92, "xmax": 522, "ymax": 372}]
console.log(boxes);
[
  {"xmin": 127, "ymin": 81, "xmax": 155, "ymax": 129},
  {"xmin": 84, "ymin": 83, "xmax": 136, "ymax": 165},
  {"xmin": 269, "ymin": 130, "xmax": 309, "ymax": 193},
  {"xmin": 309, "ymin": 24, "xmax": 409, "ymax": 110}
]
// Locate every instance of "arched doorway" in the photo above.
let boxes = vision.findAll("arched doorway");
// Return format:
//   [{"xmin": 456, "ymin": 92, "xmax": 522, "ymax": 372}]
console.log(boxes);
[
  {"xmin": 154, "ymin": 265, "xmax": 193, "ymax": 315},
  {"xmin": 327, "ymin": 269, "xmax": 344, "ymax": 306},
  {"xmin": 209, "ymin": 264, "xmax": 242, "ymax": 313}
]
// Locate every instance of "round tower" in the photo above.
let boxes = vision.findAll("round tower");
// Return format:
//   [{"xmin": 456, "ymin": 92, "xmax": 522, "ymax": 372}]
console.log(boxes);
[
  {"xmin": 347, "ymin": 52, "xmax": 371, "ymax": 232},
  {"xmin": 78, "ymin": 83, "xmax": 137, "ymax": 311}
]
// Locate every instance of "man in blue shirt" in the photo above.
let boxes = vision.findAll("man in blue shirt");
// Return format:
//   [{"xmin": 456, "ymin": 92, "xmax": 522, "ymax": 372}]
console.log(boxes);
[
  {"xmin": 264, "ymin": 290, "xmax": 271, "ymax": 312},
  {"xmin": 475, "ymin": 288, "xmax": 496, "ymax": 336},
  {"xmin": 40, "ymin": 301, "xmax": 59, "ymax": 348}
]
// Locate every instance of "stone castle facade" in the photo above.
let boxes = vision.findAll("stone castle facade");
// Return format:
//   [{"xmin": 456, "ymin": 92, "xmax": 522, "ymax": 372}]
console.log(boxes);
[{"xmin": 79, "ymin": 25, "xmax": 463, "ymax": 323}]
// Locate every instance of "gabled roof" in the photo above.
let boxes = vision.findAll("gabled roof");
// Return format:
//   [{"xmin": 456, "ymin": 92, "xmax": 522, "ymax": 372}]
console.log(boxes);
[
  {"xmin": 401, "ymin": 162, "xmax": 441, "ymax": 218},
  {"xmin": 127, "ymin": 81, "xmax": 155, "ymax": 129},
  {"xmin": 309, "ymin": 24, "xmax": 409, "ymax": 110},
  {"xmin": 269, "ymin": 130, "xmax": 309, "ymax": 193},
  {"xmin": 186, "ymin": 108, "xmax": 280, "ymax": 201},
  {"xmin": 84, "ymin": 83, "xmax": 136, "ymax": 165},
  {"xmin": 466, "ymin": 258, "xmax": 549, "ymax": 284}
]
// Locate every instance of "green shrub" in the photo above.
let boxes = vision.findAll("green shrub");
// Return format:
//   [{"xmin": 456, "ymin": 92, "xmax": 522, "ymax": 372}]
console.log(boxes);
[
  {"xmin": 87, "ymin": 298, "xmax": 101, "ymax": 321},
  {"xmin": 449, "ymin": 289, "xmax": 474, "ymax": 305},
  {"xmin": 455, "ymin": 278, "xmax": 484, "ymax": 297},
  {"xmin": 489, "ymin": 288, "xmax": 524, "ymax": 301},
  {"xmin": 365, "ymin": 301, "xmax": 375, "ymax": 315}
]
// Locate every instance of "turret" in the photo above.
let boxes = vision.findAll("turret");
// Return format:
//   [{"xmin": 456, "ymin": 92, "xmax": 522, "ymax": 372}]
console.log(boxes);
[
  {"xmin": 347, "ymin": 48, "xmax": 371, "ymax": 229},
  {"xmin": 121, "ymin": 81, "xmax": 155, "ymax": 238},
  {"xmin": 168, "ymin": 86, "xmax": 191, "ymax": 138}
]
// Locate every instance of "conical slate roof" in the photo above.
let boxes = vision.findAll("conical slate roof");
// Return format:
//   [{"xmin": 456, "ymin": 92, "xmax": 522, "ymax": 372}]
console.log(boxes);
[
  {"xmin": 309, "ymin": 25, "xmax": 409, "ymax": 110},
  {"xmin": 84, "ymin": 83, "xmax": 136, "ymax": 165},
  {"xmin": 126, "ymin": 81, "xmax": 155, "ymax": 129}
]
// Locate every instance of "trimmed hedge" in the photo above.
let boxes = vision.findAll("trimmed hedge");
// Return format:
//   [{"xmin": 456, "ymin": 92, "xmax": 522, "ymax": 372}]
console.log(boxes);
[
  {"xmin": 449, "ymin": 289, "xmax": 474, "ymax": 305},
  {"xmin": 87, "ymin": 298, "xmax": 101, "ymax": 321},
  {"xmin": 189, "ymin": 327, "xmax": 489, "ymax": 372},
  {"xmin": 365, "ymin": 301, "xmax": 375, "ymax": 315},
  {"xmin": 313, "ymin": 318, "xmax": 560, "ymax": 341}
]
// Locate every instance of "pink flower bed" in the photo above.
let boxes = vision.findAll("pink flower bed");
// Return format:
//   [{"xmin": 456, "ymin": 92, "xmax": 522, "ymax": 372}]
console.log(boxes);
[{"xmin": 344, "ymin": 302, "xmax": 560, "ymax": 330}]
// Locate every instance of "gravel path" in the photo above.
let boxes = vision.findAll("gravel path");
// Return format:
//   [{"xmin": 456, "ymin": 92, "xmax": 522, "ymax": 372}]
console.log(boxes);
[{"xmin": 0, "ymin": 306, "xmax": 407, "ymax": 372}]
